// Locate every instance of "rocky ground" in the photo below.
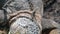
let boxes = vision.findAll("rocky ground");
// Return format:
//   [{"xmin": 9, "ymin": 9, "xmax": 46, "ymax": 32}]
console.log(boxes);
[{"xmin": 43, "ymin": 0, "xmax": 60, "ymax": 23}]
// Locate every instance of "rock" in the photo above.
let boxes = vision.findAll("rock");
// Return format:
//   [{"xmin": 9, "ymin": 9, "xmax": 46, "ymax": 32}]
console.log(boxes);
[
  {"xmin": 0, "ymin": 0, "xmax": 7, "ymax": 9},
  {"xmin": 0, "ymin": 30, "xmax": 7, "ymax": 34},
  {"xmin": 41, "ymin": 18, "xmax": 60, "ymax": 29},
  {"xmin": 0, "ymin": 10, "xmax": 4, "ymax": 23},
  {"xmin": 49, "ymin": 29, "xmax": 60, "ymax": 34},
  {"xmin": 57, "ymin": 0, "xmax": 60, "ymax": 3},
  {"xmin": 43, "ymin": 0, "xmax": 60, "ymax": 23},
  {"xmin": 41, "ymin": 18, "xmax": 60, "ymax": 34}
]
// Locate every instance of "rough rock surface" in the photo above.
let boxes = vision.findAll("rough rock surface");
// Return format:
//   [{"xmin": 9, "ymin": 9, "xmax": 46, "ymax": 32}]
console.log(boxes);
[
  {"xmin": 49, "ymin": 29, "xmax": 60, "ymax": 34},
  {"xmin": 0, "ymin": 30, "xmax": 7, "ymax": 34},
  {"xmin": 41, "ymin": 18, "xmax": 60, "ymax": 34},
  {"xmin": 41, "ymin": 18, "xmax": 60, "ymax": 29},
  {"xmin": 0, "ymin": 10, "xmax": 4, "ymax": 23},
  {"xmin": 42, "ymin": 0, "xmax": 60, "ymax": 34},
  {"xmin": 43, "ymin": 0, "xmax": 60, "ymax": 23}
]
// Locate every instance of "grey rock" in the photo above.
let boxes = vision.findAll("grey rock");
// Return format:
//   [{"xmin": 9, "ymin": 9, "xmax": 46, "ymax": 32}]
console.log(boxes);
[
  {"xmin": 0, "ymin": 0, "xmax": 7, "ymax": 9},
  {"xmin": 41, "ymin": 18, "xmax": 60, "ymax": 29},
  {"xmin": 43, "ymin": 0, "xmax": 60, "ymax": 23},
  {"xmin": 57, "ymin": 0, "xmax": 60, "ymax": 3},
  {"xmin": 0, "ymin": 10, "xmax": 4, "ymax": 23}
]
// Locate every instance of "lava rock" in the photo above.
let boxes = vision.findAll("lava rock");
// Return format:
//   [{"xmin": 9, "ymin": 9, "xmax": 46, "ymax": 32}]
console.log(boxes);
[
  {"xmin": 49, "ymin": 29, "xmax": 60, "ymax": 34},
  {"xmin": 0, "ymin": 10, "xmax": 4, "ymax": 23},
  {"xmin": 41, "ymin": 18, "xmax": 60, "ymax": 29}
]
